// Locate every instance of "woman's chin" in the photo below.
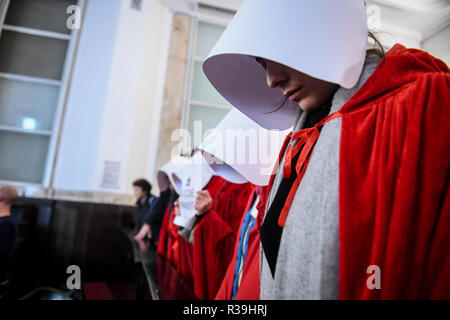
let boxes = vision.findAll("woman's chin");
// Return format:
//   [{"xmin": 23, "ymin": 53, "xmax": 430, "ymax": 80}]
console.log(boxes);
[
  {"xmin": 298, "ymin": 98, "xmax": 326, "ymax": 112},
  {"xmin": 298, "ymin": 102, "xmax": 317, "ymax": 112}
]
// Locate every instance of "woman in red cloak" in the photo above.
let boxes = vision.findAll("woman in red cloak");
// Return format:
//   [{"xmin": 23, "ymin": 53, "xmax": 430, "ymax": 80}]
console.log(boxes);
[{"xmin": 203, "ymin": 0, "xmax": 450, "ymax": 299}]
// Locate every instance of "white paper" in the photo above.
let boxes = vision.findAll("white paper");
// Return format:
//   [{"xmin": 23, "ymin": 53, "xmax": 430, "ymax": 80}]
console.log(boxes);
[
  {"xmin": 203, "ymin": 0, "xmax": 368, "ymax": 129},
  {"xmin": 173, "ymin": 152, "xmax": 213, "ymax": 229}
]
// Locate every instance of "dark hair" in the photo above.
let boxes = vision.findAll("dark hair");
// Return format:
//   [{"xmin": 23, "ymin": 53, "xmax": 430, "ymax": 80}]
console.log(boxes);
[
  {"xmin": 367, "ymin": 31, "xmax": 386, "ymax": 58},
  {"xmin": 132, "ymin": 179, "xmax": 152, "ymax": 195}
]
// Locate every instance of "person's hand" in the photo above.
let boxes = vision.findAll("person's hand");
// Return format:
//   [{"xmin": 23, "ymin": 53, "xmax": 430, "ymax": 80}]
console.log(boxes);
[
  {"xmin": 136, "ymin": 238, "xmax": 150, "ymax": 251},
  {"xmin": 194, "ymin": 190, "xmax": 213, "ymax": 216},
  {"xmin": 173, "ymin": 200, "xmax": 180, "ymax": 216},
  {"xmin": 134, "ymin": 224, "xmax": 151, "ymax": 241}
]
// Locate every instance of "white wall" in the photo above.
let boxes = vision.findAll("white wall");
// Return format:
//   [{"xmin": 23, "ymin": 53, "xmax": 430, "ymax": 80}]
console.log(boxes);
[
  {"xmin": 132, "ymin": 3, "xmax": 173, "ymax": 196},
  {"xmin": 54, "ymin": 0, "xmax": 122, "ymax": 191},
  {"xmin": 120, "ymin": 0, "xmax": 173, "ymax": 196},
  {"xmin": 93, "ymin": 0, "xmax": 155, "ymax": 194},
  {"xmin": 422, "ymin": 26, "xmax": 450, "ymax": 65},
  {"xmin": 54, "ymin": 0, "xmax": 173, "ymax": 196}
]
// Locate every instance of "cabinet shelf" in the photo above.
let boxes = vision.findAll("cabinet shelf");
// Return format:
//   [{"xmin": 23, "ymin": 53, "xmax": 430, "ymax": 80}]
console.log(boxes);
[
  {"xmin": 0, "ymin": 72, "xmax": 61, "ymax": 86},
  {"xmin": 2, "ymin": 24, "xmax": 71, "ymax": 41},
  {"xmin": 0, "ymin": 124, "xmax": 52, "ymax": 136}
]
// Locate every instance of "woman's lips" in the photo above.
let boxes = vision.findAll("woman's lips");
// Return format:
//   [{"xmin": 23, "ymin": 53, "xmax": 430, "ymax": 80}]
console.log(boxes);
[{"xmin": 286, "ymin": 86, "xmax": 304, "ymax": 102}]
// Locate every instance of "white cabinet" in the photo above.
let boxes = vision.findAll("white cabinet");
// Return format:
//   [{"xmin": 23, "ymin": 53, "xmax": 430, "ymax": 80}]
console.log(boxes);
[{"xmin": 0, "ymin": 0, "xmax": 81, "ymax": 184}]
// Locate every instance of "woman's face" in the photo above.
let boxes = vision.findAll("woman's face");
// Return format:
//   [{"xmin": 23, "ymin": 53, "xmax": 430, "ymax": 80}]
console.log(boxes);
[
  {"xmin": 257, "ymin": 58, "xmax": 339, "ymax": 112},
  {"xmin": 133, "ymin": 186, "xmax": 146, "ymax": 199}
]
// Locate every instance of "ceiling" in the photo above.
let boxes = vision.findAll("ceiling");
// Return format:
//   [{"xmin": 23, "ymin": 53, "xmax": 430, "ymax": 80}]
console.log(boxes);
[
  {"xmin": 190, "ymin": 0, "xmax": 450, "ymax": 40},
  {"xmin": 368, "ymin": 0, "xmax": 450, "ymax": 41},
  {"xmin": 158, "ymin": 0, "xmax": 449, "ymax": 48}
]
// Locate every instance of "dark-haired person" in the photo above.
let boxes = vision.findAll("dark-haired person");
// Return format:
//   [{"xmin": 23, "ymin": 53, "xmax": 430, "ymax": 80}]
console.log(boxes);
[
  {"xmin": 203, "ymin": 0, "xmax": 449, "ymax": 299},
  {"xmin": 136, "ymin": 187, "xmax": 172, "ymax": 247},
  {"xmin": 132, "ymin": 179, "xmax": 158, "ymax": 237},
  {"xmin": 0, "ymin": 185, "xmax": 18, "ymax": 298}
]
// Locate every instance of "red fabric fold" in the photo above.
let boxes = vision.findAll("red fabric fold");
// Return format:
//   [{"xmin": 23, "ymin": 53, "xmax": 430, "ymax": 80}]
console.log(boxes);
[
  {"xmin": 215, "ymin": 186, "xmax": 268, "ymax": 300},
  {"xmin": 157, "ymin": 204, "xmax": 172, "ymax": 259},
  {"xmin": 172, "ymin": 175, "xmax": 229, "ymax": 286},
  {"xmin": 338, "ymin": 44, "xmax": 450, "ymax": 299},
  {"xmin": 193, "ymin": 180, "xmax": 254, "ymax": 300}
]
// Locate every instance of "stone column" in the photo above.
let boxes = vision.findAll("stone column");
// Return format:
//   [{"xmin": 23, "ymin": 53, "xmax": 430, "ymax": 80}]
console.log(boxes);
[{"xmin": 154, "ymin": 13, "xmax": 191, "ymax": 173}]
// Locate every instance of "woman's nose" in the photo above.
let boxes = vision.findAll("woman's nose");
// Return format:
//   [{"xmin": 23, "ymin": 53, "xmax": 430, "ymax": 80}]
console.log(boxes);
[{"xmin": 266, "ymin": 67, "xmax": 286, "ymax": 89}]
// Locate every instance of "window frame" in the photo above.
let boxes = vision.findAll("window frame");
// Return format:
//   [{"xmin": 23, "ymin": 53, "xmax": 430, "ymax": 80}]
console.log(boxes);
[{"xmin": 180, "ymin": 12, "xmax": 234, "ymax": 148}]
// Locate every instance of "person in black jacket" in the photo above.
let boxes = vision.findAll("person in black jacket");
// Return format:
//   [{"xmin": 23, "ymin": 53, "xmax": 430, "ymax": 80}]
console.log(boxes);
[
  {"xmin": 134, "ymin": 187, "xmax": 173, "ymax": 246},
  {"xmin": 132, "ymin": 179, "xmax": 158, "ymax": 234},
  {"xmin": 0, "ymin": 186, "xmax": 18, "ymax": 290}
]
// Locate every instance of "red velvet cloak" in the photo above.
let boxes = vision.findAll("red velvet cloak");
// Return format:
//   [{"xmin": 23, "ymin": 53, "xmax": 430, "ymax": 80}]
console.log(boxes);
[
  {"xmin": 192, "ymin": 178, "xmax": 254, "ymax": 300},
  {"xmin": 174, "ymin": 175, "xmax": 228, "ymax": 288},
  {"xmin": 157, "ymin": 199, "xmax": 182, "ymax": 268},
  {"xmin": 157, "ymin": 204, "xmax": 172, "ymax": 259},
  {"xmin": 338, "ymin": 44, "xmax": 449, "ymax": 299},
  {"xmin": 215, "ymin": 186, "xmax": 268, "ymax": 300}
]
